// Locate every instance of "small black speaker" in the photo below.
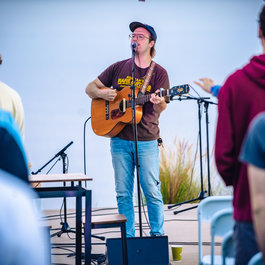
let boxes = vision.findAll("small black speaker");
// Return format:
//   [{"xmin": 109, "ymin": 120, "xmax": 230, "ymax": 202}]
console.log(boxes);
[{"xmin": 106, "ymin": 236, "xmax": 169, "ymax": 265}]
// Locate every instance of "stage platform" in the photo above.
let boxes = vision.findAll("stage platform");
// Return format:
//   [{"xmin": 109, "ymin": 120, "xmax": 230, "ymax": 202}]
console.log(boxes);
[{"xmin": 43, "ymin": 203, "xmax": 222, "ymax": 265}]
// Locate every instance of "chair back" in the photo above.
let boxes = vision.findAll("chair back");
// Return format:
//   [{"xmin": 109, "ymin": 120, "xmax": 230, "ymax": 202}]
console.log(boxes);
[
  {"xmin": 248, "ymin": 252, "xmax": 264, "ymax": 265},
  {"xmin": 222, "ymin": 230, "xmax": 234, "ymax": 265},
  {"xmin": 210, "ymin": 208, "xmax": 234, "ymax": 265},
  {"xmin": 197, "ymin": 196, "xmax": 233, "ymax": 265}
]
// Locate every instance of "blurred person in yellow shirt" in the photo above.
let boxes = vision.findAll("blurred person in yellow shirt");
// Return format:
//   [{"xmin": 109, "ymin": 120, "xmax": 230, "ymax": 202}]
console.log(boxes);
[{"xmin": 0, "ymin": 54, "xmax": 25, "ymax": 138}]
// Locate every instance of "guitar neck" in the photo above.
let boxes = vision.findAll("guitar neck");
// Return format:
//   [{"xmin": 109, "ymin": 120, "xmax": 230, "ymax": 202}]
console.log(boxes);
[
  {"xmin": 125, "ymin": 84, "xmax": 189, "ymax": 108},
  {"xmin": 127, "ymin": 90, "xmax": 168, "ymax": 107}
]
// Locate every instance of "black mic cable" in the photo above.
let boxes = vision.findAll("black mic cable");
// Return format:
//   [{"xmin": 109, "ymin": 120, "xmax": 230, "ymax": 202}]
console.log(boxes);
[{"xmin": 83, "ymin": 116, "xmax": 91, "ymax": 188}]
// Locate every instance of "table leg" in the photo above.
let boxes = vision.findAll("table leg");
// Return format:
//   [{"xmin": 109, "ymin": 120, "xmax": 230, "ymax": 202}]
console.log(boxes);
[
  {"xmin": 84, "ymin": 189, "xmax": 92, "ymax": 265},
  {"xmin": 76, "ymin": 190, "xmax": 82, "ymax": 265}
]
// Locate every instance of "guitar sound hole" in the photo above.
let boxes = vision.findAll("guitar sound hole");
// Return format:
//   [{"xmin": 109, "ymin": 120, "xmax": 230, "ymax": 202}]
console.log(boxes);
[{"xmin": 111, "ymin": 109, "xmax": 125, "ymax": 120}]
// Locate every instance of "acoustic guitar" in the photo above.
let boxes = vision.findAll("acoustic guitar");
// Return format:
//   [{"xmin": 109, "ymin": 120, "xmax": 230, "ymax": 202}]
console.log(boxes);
[{"xmin": 91, "ymin": 84, "xmax": 189, "ymax": 137}]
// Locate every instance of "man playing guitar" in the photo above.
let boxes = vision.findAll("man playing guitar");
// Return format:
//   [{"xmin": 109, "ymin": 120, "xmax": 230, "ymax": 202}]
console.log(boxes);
[{"xmin": 85, "ymin": 22, "xmax": 170, "ymax": 237}]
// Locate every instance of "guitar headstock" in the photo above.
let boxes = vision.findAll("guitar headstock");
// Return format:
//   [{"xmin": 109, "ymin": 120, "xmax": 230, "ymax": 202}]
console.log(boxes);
[{"xmin": 169, "ymin": 84, "xmax": 190, "ymax": 97}]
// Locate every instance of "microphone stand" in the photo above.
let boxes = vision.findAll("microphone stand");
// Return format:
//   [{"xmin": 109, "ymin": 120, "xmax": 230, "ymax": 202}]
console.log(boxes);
[
  {"xmin": 167, "ymin": 96, "xmax": 217, "ymax": 214},
  {"xmin": 204, "ymin": 101, "xmax": 211, "ymax": 196},
  {"xmin": 32, "ymin": 141, "xmax": 76, "ymax": 237},
  {"xmin": 130, "ymin": 45, "xmax": 143, "ymax": 237},
  {"xmin": 51, "ymin": 151, "xmax": 76, "ymax": 237}
]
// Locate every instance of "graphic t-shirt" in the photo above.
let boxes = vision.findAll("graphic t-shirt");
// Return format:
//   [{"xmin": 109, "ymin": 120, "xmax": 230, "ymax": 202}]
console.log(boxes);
[{"xmin": 98, "ymin": 58, "xmax": 170, "ymax": 141}]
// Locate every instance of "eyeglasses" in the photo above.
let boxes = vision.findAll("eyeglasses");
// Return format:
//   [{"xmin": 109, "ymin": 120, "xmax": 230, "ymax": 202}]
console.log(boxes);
[{"xmin": 129, "ymin": 33, "xmax": 151, "ymax": 41}]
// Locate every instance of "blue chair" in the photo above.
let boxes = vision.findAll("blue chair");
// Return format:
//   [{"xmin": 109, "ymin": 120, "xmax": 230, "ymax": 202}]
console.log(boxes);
[
  {"xmin": 209, "ymin": 208, "xmax": 234, "ymax": 265},
  {"xmin": 248, "ymin": 252, "xmax": 264, "ymax": 265},
  {"xmin": 222, "ymin": 230, "xmax": 234, "ymax": 265},
  {"xmin": 197, "ymin": 196, "xmax": 233, "ymax": 265}
]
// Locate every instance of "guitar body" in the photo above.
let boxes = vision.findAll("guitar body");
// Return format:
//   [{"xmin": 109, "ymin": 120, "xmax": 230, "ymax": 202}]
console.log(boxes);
[
  {"xmin": 91, "ymin": 83, "xmax": 190, "ymax": 137},
  {"xmin": 91, "ymin": 86, "xmax": 143, "ymax": 137}
]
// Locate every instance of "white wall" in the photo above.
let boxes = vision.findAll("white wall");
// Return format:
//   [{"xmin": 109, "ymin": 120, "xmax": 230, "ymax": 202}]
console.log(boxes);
[{"xmin": 0, "ymin": 0, "xmax": 263, "ymax": 209}]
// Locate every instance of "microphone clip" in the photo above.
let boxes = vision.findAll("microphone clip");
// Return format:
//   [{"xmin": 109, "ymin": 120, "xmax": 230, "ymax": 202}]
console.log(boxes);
[{"xmin": 131, "ymin": 42, "xmax": 137, "ymax": 52}]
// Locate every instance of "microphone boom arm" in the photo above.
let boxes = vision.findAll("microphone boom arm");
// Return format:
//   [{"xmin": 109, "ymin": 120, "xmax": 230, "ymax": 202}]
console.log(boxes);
[{"xmin": 31, "ymin": 141, "xmax": 73, "ymax": 175}]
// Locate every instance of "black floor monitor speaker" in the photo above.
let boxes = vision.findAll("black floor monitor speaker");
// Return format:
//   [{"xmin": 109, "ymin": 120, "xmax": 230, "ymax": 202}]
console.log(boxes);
[{"xmin": 106, "ymin": 236, "xmax": 169, "ymax": 265}]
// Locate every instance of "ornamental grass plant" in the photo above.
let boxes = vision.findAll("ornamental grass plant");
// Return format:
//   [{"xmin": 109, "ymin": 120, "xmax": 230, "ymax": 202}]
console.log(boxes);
[
  {"xmin": 159, "ymin": 137, "xmax": 232, "ymax": 204},
  {"xmin": 159, "ymin": 137, "xmax": 202, "ymax": 204}
]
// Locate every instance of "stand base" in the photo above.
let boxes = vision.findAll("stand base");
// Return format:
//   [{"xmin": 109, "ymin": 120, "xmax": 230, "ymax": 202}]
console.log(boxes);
[
  {"xmin": 169, "ymin": 191, "xmax": 208, "ymax": 215},
  {"xmin": 68, "ymin": 252, "xmax": 106, "ymax": 264},
  {"xmin": 106, "ymin": 236, "xmax": 169, "ymax": 265},
  {"xmin": 51, "ymin": 222, "xmax": 76, "ymax": 237}
]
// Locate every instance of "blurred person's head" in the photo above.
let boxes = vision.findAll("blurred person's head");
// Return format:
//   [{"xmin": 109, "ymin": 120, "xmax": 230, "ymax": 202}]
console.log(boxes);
[
  {"xmin": 259, "ymin": 6, "xmax": 265, "ymax": 36},
  {"xmin": 258, "ymin": 5, "xmax": 265, "ymax": 53}
]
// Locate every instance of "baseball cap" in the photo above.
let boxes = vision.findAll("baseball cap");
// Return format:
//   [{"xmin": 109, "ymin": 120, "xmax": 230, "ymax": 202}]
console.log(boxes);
[{"xmin": 129, "ymin": 21, "xmax": 157, "ymax": 42}]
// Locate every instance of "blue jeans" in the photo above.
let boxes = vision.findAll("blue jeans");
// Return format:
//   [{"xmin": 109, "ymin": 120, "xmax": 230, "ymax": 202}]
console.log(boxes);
[
  {"xmin": 234, "ymin": 221, "xmax": 259, "ymax": 265},
  {"xmin": 110, "ymin": 137, "xmax": 164, "ymax": 237}
]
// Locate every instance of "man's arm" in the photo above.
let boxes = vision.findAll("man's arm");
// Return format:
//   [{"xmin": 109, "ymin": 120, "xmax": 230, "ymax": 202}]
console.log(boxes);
[
  {"xmin": 194, "ymin": 77, "xmax": 221, "ymax": 97},
  {"xmin": 240, "ymin": 112, "xmax": 265, "ymax": 261},
  {"xmin": 150, "ymin": 70, "xmax": 169, "ymax": 113},
  {"xmin": 194, "ymin": 78, "xmax": 215, "ymax": 94},
  {"xmin": 85, "ymin": 78, "xmax": 117, "ymax": 101},
  {"xmin": 248, "ymin": 164, "xmax": 265, "ymax": 261}
]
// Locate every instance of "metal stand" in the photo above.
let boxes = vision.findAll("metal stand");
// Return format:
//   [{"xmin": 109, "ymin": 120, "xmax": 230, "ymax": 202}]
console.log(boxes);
[
  {"xmin": 32, "ymin": 141, "xmax": 76, "ymax": 236},
  {"xmin": 51, "ymin": 152, "xmax": 77, "ymax": 237},
  {"xmin": 204, "ymin": 101, "xmax": 212, "ymax": 196},
  {"xmin": 167, "ymin": 96, "xmax": 217, "ymax": 214},
  {"xmin": 130, "ymin": 45, "xmax": 143, "ymax": 237}
]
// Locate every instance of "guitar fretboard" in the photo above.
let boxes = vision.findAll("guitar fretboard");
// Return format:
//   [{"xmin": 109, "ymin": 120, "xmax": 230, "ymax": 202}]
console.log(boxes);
[{"xmin": 127, "ymin": 90, "xmax": 169, "ymax": 107}]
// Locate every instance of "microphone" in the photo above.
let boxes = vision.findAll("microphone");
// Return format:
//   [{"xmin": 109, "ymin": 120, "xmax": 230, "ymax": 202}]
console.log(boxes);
[{"xmin": 131, "ymin": 42, "xmax": 137, "ymax": 51}]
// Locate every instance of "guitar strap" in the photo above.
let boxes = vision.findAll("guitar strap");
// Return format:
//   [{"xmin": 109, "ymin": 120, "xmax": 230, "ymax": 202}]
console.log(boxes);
[
  {"xmin": 137, "ymin": 61, "xmax": 156, "ymax": 97},
  {"xmin": 137, "ymin": 61, "xmax": 163, "ymax": 146}
]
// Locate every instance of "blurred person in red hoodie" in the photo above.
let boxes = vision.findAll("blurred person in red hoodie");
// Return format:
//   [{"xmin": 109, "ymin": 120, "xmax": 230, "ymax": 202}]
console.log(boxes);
[{"xmin": 215, "ymin": 5, "xmax": 265, "ymax": 265}]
